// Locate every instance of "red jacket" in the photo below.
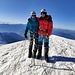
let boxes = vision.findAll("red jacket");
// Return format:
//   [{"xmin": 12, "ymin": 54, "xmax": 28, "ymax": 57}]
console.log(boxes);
[{"xmin": 38, "ymin": 15, "xmax": 53, "ymax": 37}]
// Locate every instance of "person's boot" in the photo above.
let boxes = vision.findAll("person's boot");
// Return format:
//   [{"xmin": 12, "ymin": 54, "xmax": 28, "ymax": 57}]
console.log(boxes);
[
  {"xmin": 28, "ymin": 45, "xmax": 32, "ymax": 58},
  {"xmin": 36, "ymin": 46, "xmax": 42, "ymax": 59},
  {"xmin": 44, "ymin": 48, "xmax": 49, "ymax": 62}
]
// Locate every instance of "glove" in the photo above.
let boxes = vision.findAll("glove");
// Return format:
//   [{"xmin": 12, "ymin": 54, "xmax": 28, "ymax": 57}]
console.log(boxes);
[
  {"xmin": 24, "ymin": 32, "xmax": 27, "ymax": 38},
  {"xmin": 45, "ymin": 36, "xmax": 49, "ymax": 39},
  {"xmin": 24, "ymin": 28, "xmax": 28, "ymax": 38},
  {"xmin": 46, "ymin": 30, "xmax": 48, "ymax": 33}
]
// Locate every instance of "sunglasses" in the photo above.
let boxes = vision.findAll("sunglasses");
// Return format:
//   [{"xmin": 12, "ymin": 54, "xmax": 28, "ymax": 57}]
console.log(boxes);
[
  {"xmin": 32, "ymin": 15, "xmax": 36, "ymax": 16},
  {"xmin": 41, "ymin": 12, "xmax": 46, "ymax": 15}
]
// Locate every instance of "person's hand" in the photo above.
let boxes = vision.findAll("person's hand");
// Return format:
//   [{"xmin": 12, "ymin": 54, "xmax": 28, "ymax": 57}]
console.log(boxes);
[
  {"xmin": 24, "ymin": 33, "xmax": 27, "ymax": 38},
  {"xmin": 25, "ymin": 35, "xmax": 27, "ymax": 38},
  {"xmin": 46, "ymin": 30, "xmax": 48, "ymax": 33},
  {"xmin": 45, "ymin": 36, "xmax": 49, "ymax": 39}
]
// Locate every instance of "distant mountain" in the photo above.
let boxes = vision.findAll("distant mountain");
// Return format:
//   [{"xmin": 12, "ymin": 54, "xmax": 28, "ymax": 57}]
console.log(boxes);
[
  {"xmin": 53, "ymin": 28, "xmax": 75, "ymax": 40},
  {"xmin": 0, "ymin": 24, "xmax": 26, "ymax": 36},
  {"xmin": 0, "ymin": 21, "xmax": 10, "ymax": 24},
  {"xmin": 0, "ymin": 32, "xmax": 24, "ymax": 44},
  {"xmin": 0, "ymin": 24, "xmax": 75, "ymax": 41}
]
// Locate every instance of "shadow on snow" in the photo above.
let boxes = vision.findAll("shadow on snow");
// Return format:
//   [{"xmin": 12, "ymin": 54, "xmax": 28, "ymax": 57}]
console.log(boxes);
[{"xmin": 34, "ymin": 56, "xmax": 75, "ymax": 72}]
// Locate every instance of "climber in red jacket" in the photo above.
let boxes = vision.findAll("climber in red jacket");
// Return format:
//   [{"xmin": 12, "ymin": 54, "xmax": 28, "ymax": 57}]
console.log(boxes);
[{"xmin": 36, "ymin": 9, "xmax": 53, "ymax": 62}]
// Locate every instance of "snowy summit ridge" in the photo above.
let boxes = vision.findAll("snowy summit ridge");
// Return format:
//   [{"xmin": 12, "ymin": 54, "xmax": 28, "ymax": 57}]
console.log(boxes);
[{"xmin": 0, "ymin": 35, "xmax": 75, "ymax": 75}]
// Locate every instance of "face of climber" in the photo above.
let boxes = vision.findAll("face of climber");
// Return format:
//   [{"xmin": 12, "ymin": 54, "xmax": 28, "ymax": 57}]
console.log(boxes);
[
  {"xmin": 31, "ymin": 15, "xmax": 36, "ymax": 18},
  {"xmin": 41, "ymin": 12, "xmax": 46, "ymax": 17}
]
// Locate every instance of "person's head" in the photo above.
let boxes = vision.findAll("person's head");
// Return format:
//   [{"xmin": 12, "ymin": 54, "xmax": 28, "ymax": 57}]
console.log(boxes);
[
  {"xmin": 41, "ymin": 9, "xmax": 47, "ymax": 17},
  {"xmin": 31, "ymin": 11, "xmax": 36, "ymax": 18}
]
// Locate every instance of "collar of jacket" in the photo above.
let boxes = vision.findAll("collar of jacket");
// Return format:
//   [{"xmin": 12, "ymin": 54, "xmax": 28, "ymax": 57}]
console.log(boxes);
[{"xmin": 29, "ymin": 17, "xmax": 37, "ymax": 21}]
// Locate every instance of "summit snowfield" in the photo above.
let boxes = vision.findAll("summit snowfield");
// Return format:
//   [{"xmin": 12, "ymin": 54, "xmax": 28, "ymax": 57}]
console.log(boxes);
[{"xmin": 0, "ymin": 35, "xmax": 75, "ymax": 75}]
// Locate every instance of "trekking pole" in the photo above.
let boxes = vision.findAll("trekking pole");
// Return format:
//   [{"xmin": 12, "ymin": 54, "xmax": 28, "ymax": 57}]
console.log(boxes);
[
  {"xmin": 40, "ymin": 36, "xmax": 48, "ymax": 75},
  {"xmin": 30, "ymin": 55, "xmax": 35, "ymax": 67},
  {"xmin": 31, "ymin": 34, "xmax": 39, "ymax": 67},
  {"xmin": 32, "ymin": 35, "xmax": 37, "ymax": 67},
  {"xmin": 41, "ymin": 62, "xmax": 48, "ymax": 75},
  {"xmin": 40, "ymin": 50, "xmax": 48, "ymax": 75},
  {"xmin": 30, "ymin": 36, "xmax": 35, "ymax": 67}
]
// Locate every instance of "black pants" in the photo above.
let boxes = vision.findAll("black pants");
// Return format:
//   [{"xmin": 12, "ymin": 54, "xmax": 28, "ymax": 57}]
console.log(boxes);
[{"xmin": 29, "ymin": 33, "xmax": 38, "ymax": 55}]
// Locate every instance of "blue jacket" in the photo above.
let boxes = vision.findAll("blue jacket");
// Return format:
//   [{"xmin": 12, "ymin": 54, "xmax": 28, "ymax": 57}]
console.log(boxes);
[{"xmin": 26, "ymin": 17, "xmax": 39, "ymax": 33}]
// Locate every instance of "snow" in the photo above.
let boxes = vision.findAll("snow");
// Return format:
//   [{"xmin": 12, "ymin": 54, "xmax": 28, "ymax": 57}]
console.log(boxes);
[{"xmin": 0, "ymin": 35, "xmax": 75, "ymax": 75}]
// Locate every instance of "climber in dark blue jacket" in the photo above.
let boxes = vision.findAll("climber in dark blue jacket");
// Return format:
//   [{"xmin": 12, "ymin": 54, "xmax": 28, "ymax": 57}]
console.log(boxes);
[{"xmin": 24, "ymin": 11, "xmax": 39, "ymax": 58}]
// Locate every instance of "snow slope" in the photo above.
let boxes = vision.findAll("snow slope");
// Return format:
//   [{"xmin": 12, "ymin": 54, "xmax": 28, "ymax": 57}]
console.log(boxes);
[{"xmin": 0, "ymin": 35, "xmax": 75, "ymax": 75}]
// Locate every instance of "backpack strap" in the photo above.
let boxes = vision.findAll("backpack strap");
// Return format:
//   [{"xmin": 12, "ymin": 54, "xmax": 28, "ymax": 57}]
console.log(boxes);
[
  {"xmin": 28, "ymin": 18, "xmax": 31, "ymax": 22},
  {"xmin": 45, "ymin": 15, "xmax": 52, "ymax": 22}
]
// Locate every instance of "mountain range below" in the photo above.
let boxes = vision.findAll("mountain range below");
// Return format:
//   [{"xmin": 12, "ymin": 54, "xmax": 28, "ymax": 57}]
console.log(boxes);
[
  {"xmin": 0, "ymin": 24, "xmax": 25, "ymax": 37},
  {"xmin": 0, "ymin": 24, "xmax": 75, "ymax": 44},
  {"xmin": 0, "ymin": 32, "xmax": 24, "ymax": 44},
  {"xmin": 52, "ymin": 28, "xmax": 75, "ymax": 40}
]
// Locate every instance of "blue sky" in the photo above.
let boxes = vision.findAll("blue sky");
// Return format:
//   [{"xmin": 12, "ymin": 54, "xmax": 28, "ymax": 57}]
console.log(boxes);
[{"xmin": 0, "ymin": 0, "xmax": 75, "ymax": 30}]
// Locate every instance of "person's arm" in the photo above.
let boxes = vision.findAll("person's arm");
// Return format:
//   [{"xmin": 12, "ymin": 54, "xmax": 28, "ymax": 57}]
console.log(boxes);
[
  {"xmin": 35, "ymin": 17, "xmax": 40, "ymax": 33},
  {"xmin": 24, "ymin": 22, "xmax": 30, "ymax": 38},
  {"xmin": 36, "ymin": 17, "xmax": 40, "ymax": 31}
]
